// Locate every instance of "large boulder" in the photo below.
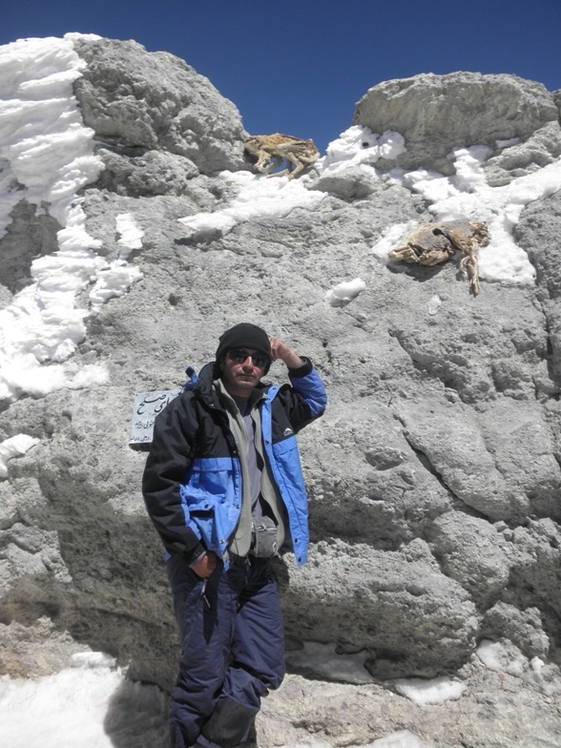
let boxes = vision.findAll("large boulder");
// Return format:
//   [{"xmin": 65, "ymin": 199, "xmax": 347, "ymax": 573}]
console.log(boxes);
[
  {"xmin": 354, "ymin": 72, "xmax": 561, "ymax": 176},
  {"xmin": 72, "ymin": 36, "xmax": 248, "ymax": 182}
]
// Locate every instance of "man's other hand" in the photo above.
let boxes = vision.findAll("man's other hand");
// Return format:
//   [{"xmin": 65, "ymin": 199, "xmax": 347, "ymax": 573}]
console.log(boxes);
[{"xmin": 192, "ymin": 552, "xmax": 218, "ymax": 578}]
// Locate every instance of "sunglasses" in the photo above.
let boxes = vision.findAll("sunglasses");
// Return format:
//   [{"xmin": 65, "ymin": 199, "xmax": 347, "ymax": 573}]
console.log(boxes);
[{"xmin": 227, "ymin": 349, "xmax": 269, "ymax": 369}]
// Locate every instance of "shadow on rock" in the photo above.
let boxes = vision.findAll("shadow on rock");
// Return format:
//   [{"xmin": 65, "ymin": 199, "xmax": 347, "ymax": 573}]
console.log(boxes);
[{"xmin": 103, "ymin": 676, "xmax": 169, "ymax": 748}]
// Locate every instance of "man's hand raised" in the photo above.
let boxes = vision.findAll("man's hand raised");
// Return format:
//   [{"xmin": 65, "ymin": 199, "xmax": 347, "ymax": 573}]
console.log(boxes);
[{"xmin": 269, "ymin": 338, "xmax": 304, "ymax": 369}]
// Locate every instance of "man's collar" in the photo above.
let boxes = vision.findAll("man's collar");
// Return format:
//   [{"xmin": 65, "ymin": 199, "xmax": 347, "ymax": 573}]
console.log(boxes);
[{"xmin": 214, "ymin": 378, "xmax": 265, "ymax": 411}]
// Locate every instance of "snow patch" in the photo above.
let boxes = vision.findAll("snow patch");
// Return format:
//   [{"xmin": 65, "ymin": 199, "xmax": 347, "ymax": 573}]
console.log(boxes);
[
  {"xmin": 476, "ymin": 640, "xmax": 561, "ymax": 696},
  {"xmin": 386, "ymin": 145, "xmax": 561, "ymax": 286},
  {"xmin": 0, "ymin": 434, "xmax": 39, "ymax": 478},
  {"xmin": 325, "ymin": 278, "xmax": 366, "ymax": 307},
  {"xmin": 178, "ymin": 169, "xmax": 326, "ymax": 238},
  {"xmin": 393, "ymin": 676, "xmax": 466, "ymax": 706},
  {"xmin": 363, "ymin": 731, "xmax": 434, "ymax": 748},
  {"xmin": 317, "ymin": 125, "xmax": 406, "ymax": 176},
  {"xmin": 0, "ymin": 651, "xmax": 166, "ymax": 748},
  {"xmin": 0, "ymin": 36, "xmax": 141, "ymax": 403},
  {"xmin": 371, "ymin": 221, "xmax": 418, "ymax": 264}
]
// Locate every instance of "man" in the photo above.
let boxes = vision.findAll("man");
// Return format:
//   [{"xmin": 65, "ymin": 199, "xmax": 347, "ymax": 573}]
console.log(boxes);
[{"xmin": 143, "ymin": 322, "xmax": 327, "ymax": 748}]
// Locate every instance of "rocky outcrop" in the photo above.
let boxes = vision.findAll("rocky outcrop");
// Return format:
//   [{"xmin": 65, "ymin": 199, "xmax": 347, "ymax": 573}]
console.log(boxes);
[
  {"xmin": 1, "ymin": 35, "xmax": 561, "ymax": 746},
  {"xmin": 72, "ymin": 37, "xmax": 248, "ymax": 190},
  {"xmin": 354, "ymin": 71, "xmax": 561, "ymax": 178}
]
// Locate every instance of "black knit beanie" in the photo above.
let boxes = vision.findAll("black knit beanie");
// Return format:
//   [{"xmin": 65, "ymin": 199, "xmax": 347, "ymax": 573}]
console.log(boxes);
[{"xmin": 215, "ymin": 323, "xmax": 272, "ymax": 373}]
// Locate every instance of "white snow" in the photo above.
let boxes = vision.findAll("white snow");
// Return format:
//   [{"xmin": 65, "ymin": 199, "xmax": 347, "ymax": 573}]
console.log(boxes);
[
  {"xmin": 0, "ymin": 433, "xmax": 39, "ymax": 477},
  {"xmin": 393, "ymin": 676, "xmax": 466, "ymax": 706},
  {"xmin": 0, "ymin": 652, "xmax": 167, "ymax": 748},
  {"xmin": 476, "ymin": 638, "xmax": 528, "ymax": 676},
  {"xmin": 89, "ymin": 213, "xmax": 144, "ymax": 311},
  {"xmin": 524, "ymin": 656, "xmax": 561, "ymax": 697},
  {"xmin": 178, "ymin": 169, "xmax": 326, "ymax": 237},
  {"xmin": 325, "ymin": 277, "xmax": 366, "ymax": 306},
  {"xmin": 0, "ymin": 35, "xmax": 141, "ymax": 407},
  {"xmin": 427, "ymin": 294, "xmax": 442, "ymax": 315},
  {"xmin": 371, "ymin": 220, "xmax": 418, "ymax": 265},
  {"xmin": 476, "ymin": 639, "xmax": 561, "ymax": 696},
  {"xmin": 316, "ymin": 125, "xmax": 406, "ymax": 175}
]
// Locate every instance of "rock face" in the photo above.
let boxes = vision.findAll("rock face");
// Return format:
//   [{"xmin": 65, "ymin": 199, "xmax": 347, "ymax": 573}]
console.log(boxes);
[
  {"xmin": 1, "ymin": 36, "xmax": 561, "ymax": 745},
  {"xmin": 72, "ymin": 37, "xmax": 247, "ymax": 178},
  {"xmin": 354, "ymin": 71, "xmax": 561, "ymax": 177}
]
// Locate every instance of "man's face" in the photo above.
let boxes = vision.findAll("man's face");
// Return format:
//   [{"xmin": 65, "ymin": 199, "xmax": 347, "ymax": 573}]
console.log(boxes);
[{"xmin": 221, "ymin": 348, "xmax": 269, "ymax": 397}]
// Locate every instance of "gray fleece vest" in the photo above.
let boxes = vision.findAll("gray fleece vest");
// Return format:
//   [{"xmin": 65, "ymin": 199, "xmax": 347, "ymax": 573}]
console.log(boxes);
[{"xmin": 214, "ymin": 379, "xmax": 289, "ymax": 557}]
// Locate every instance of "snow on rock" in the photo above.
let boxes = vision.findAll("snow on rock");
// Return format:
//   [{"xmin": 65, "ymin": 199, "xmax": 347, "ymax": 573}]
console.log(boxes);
[
  {"xmin": 366, "ymin": 731, "xmax": 434, "ymax": 748},
  {"xmin": 393, "ymin": 676, "xmax": 466, "ymax": 706},
  {"xmin": 476, "ymin": 639, "xmax": 529, "ymax": 676},
  {"xmin": 178, "ymin": 169, "xmax": 326, "ymax": 238},
  {"xmin": 0, "ymin": 35, "xmax": 139, "ymax": 403},
  {"xmin": 0, "ymin": 434, "xmax": 39, "ymax": 478},
  {"xmin": 325, "ymin": 277, "xmax": 366, "ymax": 307},
  {"xmin": 89, "ymin": 213, "xmax": 144, "ymax": 311},
  {"xmin": 316, "ymin": 125, "xmax": 406, "ymax": 176},
  {"xmin": 390, "ymin": 144, "xmax": 561, "ymax": 285},
  {"xmin": 476, "ymin": 640, "xmax": 561, "ymax": 697}
]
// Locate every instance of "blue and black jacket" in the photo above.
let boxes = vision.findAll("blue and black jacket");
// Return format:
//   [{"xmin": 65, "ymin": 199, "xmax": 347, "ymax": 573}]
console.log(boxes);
[{"xmin": 142, "ymin": 358, "xmax": 327, "ymax": 566}]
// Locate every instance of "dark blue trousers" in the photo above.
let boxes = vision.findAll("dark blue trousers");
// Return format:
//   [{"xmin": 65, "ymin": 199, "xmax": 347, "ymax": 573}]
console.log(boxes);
[{"xmin": 166, "ymin": 555, "xmax": 285, "ymax": 748}]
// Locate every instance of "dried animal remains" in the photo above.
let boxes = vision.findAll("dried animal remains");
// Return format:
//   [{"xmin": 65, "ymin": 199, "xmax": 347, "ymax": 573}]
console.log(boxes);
[
  {"xmin": 244, "ymin": 133, "xmax": 319, "ymax": 179},
  {"xmin": 388, "ymin": 220, "xmax": 490, "ymax": 295}
]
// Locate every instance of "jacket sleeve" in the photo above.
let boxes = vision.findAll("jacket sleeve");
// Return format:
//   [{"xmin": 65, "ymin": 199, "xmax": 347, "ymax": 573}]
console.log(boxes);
[
  {"xmin": 277, "ymin": 357, "xmax": 327, "ymax": 432},
  {"xmin": 142, "ymin": 396, "xmax": 205, "ymax": 563}
]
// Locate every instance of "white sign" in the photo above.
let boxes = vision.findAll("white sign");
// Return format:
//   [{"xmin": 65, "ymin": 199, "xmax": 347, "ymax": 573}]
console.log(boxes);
[{"xmin": 129, "ymin": 389, "xmax": 180, "ymax": 448}]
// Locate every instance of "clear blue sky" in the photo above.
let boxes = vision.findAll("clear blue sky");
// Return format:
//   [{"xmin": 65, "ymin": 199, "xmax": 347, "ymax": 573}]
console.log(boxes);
[{"xmin": 3, "ymin": 0, "xmax": 560, "ymax": 153}]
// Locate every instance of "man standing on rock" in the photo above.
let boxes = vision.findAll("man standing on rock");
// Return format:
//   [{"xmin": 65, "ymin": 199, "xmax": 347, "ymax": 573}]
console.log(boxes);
[{"xmin": 143, "ymin": 322, "xmax": 327, "ymax": 748}]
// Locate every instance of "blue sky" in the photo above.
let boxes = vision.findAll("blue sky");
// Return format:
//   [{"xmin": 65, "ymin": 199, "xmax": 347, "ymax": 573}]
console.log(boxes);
[{"xmin": 3, "ymin": 0, "xmax": 560, "ymax": 153}]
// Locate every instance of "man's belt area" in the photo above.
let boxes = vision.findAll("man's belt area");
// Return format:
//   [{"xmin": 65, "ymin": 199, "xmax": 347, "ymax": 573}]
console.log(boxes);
[{"xmin": 228, "ymin": 516, "xmax": 279, "ymax": 565}]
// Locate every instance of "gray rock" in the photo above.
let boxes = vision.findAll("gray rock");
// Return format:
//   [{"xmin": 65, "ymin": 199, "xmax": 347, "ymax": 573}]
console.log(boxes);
[
  {"xmin": 278, "ymin": 538, "xmax": 478, "ymax": 679},
  {"xmin": 0, "ymin": 200, "xmax": 60, "ymax": 295},
  {"xmin": 72, "ymin": 37, "xmax": 248, "ymax": 175},
  {"xmin": 1, "ymin": 36, "xmax": 561, "ymax": 745},
  {"xmin": 426, "ymin": 513, "xmax": 512, "ymax": 608},
  {"xmin": 502, "ymin": 519, "xmax": 561, "ymax": 646},
  {"xmin": 354, "ymin": 72, "xmax": 559, "ymax": 175},
  {"xmin": 553, "ymin": 88, "xmax": 561, "ymax": 117},
  {"xmin": 256, "ymin": 667, "xmax": 561, "ymax": 748},
  {"xmin": 0, "ymin": 617, "xmax": 86, "ymax": 678},
  {"xmin": 514, "ymin": 188, "xmax": 561, "ymax": 379},
  {"xmin": 309, "ymin": 164, "xmax": 382, "ymax": 200},
  {"xmin": 94, "ymin": 147, "xmax": 200, "ymax": 196},
  {"xmin": 483, "ymin": 121, "xmax": 561, "ymax": 186},
  {"xmin": 396, "ymin": 397, "xmax": 525, "ymax": 522},
  {"xmin": 477, "ymin": 400, "xmax": 561, "ymax": 521},
  {"xmin": 482, "ymin": 601, "xmax": 550, "ymax": 659}
]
